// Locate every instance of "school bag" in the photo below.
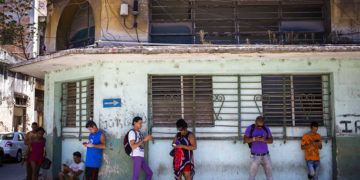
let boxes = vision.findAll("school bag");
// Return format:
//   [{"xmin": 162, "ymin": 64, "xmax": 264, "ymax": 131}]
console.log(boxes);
[{"xmin": 123, "ymin": 129, "xmax": 137, "ymax": 156}]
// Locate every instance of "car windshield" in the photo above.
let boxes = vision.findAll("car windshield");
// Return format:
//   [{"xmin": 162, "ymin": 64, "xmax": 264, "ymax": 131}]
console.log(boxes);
[{"xmin": 0, "ymin": 133, "xmax": 14, "ymax": 140}]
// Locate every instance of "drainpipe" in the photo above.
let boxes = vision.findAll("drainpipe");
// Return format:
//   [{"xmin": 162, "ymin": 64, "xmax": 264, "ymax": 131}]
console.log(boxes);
[
  {"xmin": 32, "ymin": 0, "xmax": 40, "ymax": 58},
  {"xmin": 87, "ymin": 2, "xmax": 90, "ymax": 46}
]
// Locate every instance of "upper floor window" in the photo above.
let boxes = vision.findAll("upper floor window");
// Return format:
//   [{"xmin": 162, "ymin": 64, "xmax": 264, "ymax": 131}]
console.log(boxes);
[{"xmin": 150, "ymin": 0, "xmax": 327, "ymax": 44}]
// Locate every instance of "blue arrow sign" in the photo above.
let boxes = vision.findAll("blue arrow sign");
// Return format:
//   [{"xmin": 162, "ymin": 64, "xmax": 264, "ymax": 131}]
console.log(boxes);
[{"xmin": 103, "ymin": 98, "xmax": 121, "ymax": 108}]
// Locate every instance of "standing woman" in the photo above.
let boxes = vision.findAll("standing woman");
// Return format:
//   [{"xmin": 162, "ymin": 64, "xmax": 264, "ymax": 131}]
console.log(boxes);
[
  {"xmin": 29, "ymin": 127, "xmax": 46, "ymax": 180},
  {"xmin": 172, "ymin": 119, "xmax": 197, "ymax": 180}
]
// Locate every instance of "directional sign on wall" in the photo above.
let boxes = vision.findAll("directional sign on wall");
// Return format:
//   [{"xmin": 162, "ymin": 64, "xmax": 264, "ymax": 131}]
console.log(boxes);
[{"xmin": 103, "ymin": 98, "xmax": 121, "ymax": 108}]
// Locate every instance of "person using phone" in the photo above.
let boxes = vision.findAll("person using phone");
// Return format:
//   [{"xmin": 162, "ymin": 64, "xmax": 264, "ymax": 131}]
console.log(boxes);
[
  {"xmin": 301, "ymin": 121, "xmax": 322, "ymax": 180},
  {"xmin": 243, "ymin": 116, "xmax": 273, "ymax": 180},
  {"xmin": 172, "ymin": 119, "xmax": 197, "ymax": 180},
  {"xmin": 83, "ymin": 121, "xmax": 106, "ymax": 180},
  {"xmin": 129, "ymin": 116, "xmax": 153, "ymax": 180},
  {"xmin": 59, "ymin": 151, "xmax": 85, "ymax": 180}
]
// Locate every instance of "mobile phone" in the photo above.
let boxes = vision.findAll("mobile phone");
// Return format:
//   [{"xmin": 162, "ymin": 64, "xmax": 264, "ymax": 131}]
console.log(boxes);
[
  {"xmin": 172, "ymin": 144, "xmax": 176, "ymax": 147},
  {"xmin": 63, "ymin": 164, "xmax": 68, "ymax": 167},
  {"xmin": 82, "ymin": 142, "xmax": 88, "ymax": 145},
  {"xmin": 314, "ymin": 140, "xmax": 320, "ymax": 142}
]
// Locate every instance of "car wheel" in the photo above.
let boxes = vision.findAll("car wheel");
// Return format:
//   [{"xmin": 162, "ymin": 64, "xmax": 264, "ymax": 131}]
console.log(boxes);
[{"xmin": 15, "ymin": 150, "xmax": 22, "ymax": 163}]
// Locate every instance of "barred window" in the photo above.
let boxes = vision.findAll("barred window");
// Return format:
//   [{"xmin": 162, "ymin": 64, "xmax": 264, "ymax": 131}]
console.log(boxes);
[
  {"xmin": 150, "ymin": 75, "xmax": 213, "ymax": 127},
  {"xmin": 262, "ymin": 75, "xmax": 326, "ymax": 126},
  {"xmin": 150, "ymin": 74, "xmax": 331, "ymax": 140},
  {"xmin": 61, "ymin": 79, "xmax": 94, "ymax": 133}
]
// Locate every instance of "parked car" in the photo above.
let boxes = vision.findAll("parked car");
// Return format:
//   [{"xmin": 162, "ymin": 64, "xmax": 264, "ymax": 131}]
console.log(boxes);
[
  {"xmin": 0, "ymin": 132, "xmax": 27, "ymax": 162},
  {"xmin": 0, "ymin": 147, "xmax": 4, "ymax": 167}
]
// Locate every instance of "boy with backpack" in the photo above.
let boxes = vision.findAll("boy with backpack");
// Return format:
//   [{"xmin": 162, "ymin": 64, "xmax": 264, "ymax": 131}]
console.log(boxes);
[
  {"xmin": 243, "ymin": 116, "xmax": 273, "ymax": 180},
  {"xmin": 301, "ymin": 121, "xmax": 322, "ymax": 180},
  {"xmin": 124, "ymin": 116, "xmax": 153, "ymax": 180}
]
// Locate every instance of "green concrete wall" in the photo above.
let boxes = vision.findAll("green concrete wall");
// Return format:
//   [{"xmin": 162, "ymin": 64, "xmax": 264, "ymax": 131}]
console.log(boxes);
[{"xmin": 336, "ymin": 136, "xmax": 360, "ymax": 180}]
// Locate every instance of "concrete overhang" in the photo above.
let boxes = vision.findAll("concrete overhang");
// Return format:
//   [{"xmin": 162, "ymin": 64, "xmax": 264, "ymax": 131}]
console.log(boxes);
[
  {"xmin": 9, "ymin": 45, "xmax": 360, "ymax": 79},
  {"xmin": 0, "ymin": 47, "xmax": 26, "ymax": 65}
]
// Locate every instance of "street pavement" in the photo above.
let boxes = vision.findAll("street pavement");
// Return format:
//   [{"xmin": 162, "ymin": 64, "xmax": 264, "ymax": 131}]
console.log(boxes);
[{"xmin": 0, "ymin": 160, "xmax": 26, "ymax": 180}]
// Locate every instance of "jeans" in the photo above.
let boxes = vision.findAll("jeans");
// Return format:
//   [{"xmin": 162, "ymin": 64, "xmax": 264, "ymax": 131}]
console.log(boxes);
[
  {"xmin": 249, "ymin": 154, "xmax": 273, "ymax": 180},
  {"xmin": 306, "ymin": 160, "xmax": 320, "ymax": 180},
  {"xmin": 132, "ymin": 156, "xmax": 153, "ymax": 180}
]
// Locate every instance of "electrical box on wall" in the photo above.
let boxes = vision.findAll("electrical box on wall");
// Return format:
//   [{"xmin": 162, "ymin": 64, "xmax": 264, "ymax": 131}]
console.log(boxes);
[{"xmin": 120, "ymin": 3, "xmax": 129, "ymax": 16}]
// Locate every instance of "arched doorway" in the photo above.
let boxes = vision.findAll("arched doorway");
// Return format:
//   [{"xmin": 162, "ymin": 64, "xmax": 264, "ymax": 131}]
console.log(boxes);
[{"xmin": 56, "ymin": 0, "xmax": 95, "ymax": 51}]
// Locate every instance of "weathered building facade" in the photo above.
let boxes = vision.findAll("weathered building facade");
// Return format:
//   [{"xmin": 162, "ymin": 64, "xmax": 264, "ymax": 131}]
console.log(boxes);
[
  {"xmin": 0, "ymin": 49, "xmax": 43, "ymax": 132},
  {"xmin": 11, "ymin": 46, "xmax": 360, "ymax": 180},
  {"xmin": 9, "ymin": 0, "xmax": 360, "ymax": 179}
]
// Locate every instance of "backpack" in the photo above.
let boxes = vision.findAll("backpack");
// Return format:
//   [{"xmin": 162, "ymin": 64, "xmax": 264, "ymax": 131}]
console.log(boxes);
[
  {"xmin": 123, "ymin": 129, "xmax": 137, "ymax": 156},
  {"xmin": 245, "ymin": 124, "xmax": 269, "ymax": 148}
]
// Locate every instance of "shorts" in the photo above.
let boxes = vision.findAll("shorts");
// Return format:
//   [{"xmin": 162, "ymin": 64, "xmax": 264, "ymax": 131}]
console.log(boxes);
[{"xmin": 183, "ymin": 164, "xmax": 191, "ymax": 172}]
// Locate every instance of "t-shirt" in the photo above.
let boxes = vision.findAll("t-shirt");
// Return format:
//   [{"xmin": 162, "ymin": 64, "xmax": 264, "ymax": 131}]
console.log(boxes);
[
  {"xmin": 70, "ymin": 161, "xmax": 85, "ymax": 173},
  {"xmin": 301, "ymin": 132, "xmax": 321, "ymax": 161},
  {"xmin": 70, "ymin": 161, "xmax": 85, "ymax": 172},
  {"xmin": 244, "ymin": 125, "xmax": 272, "ymax": 154},
  {"xmin": 128, "ymin": 130, "xmax": 144, "ymax": 157},
  {"xmin": 85, "ymin": 130, "xmax": 103, "ymax": 168}
]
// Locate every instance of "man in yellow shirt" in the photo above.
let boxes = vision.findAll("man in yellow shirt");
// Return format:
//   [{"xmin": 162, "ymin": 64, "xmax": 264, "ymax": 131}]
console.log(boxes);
[{"xmin": 301, "ymin": 121, "xmax": 322, "ymax": 180}]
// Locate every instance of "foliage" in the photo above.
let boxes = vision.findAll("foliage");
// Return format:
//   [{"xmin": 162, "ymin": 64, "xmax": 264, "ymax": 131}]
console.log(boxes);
[{"xmin": 0, "ymin": 0, "xmax": 35, "ymax": 59}]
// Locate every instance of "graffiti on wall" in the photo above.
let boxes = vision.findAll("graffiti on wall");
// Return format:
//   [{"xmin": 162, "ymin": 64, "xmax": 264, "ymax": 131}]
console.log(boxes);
[
  {"xmin": 338, "ymin": 114, "xmax": 360, "ymax": 134},
  {"xmin": 99, "ymin": 111, "xmax": 148, "ymax": 133},
  {"xmin": 340, "ymin": 120, "xmax": 360, "ymax": 133}
]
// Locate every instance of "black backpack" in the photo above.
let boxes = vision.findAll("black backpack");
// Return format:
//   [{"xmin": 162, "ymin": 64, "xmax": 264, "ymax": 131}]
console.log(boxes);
[
  {"xmin": 245, "ymin": 124, "xmax": 269, "ymax": 148},
  {"xmin": 123, "ymin": 129, "xmax": 137, "ymax": 156}
]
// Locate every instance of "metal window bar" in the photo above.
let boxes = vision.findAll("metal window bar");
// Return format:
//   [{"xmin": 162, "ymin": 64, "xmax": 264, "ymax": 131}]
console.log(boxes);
[
  {"xmin": 61, "ymin": 79, "xmax": 94, "ymax": 140},
  {"xmin": 149, "ymin": 74, "xmax": 331, "ymax": 141},
  {"xmin": 150, "ymin": 0, "xmax": 327, "ymax": 44},
  {"xmin": 149, "ymin": 75, "xmax": 240, "ymax": 139}
]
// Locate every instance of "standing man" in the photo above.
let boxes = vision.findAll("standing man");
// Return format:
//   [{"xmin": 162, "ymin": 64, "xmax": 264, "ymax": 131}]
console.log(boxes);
[
  {"xmin": 83, "ymin": 121, "xmax": 106, "ymax": 180},
  {"xmin": 24, "ymin": 122, "xmax": 38, "ymax": 180},
  {"xmin": 244, "ymin": 116, "xmax": 273, "ymax": 180},
  {"xmin": 301, "ymin": 121, "xmax": 322, "ymax": 180},
  {"xmin": 129, "ymin": 116, "xmax": 153, "ymax": 180}
]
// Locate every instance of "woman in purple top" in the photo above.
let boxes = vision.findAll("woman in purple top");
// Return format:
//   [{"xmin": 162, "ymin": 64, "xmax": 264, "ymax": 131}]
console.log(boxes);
[{"xmin": 244, "ymin": 116, "xmax": 273, "ymax": 180}]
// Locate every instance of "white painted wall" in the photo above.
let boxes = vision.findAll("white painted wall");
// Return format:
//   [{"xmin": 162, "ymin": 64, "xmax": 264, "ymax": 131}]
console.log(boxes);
[{"xmin": 43, "ymin": 52, "xmax": 360, "ymax": 179}]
